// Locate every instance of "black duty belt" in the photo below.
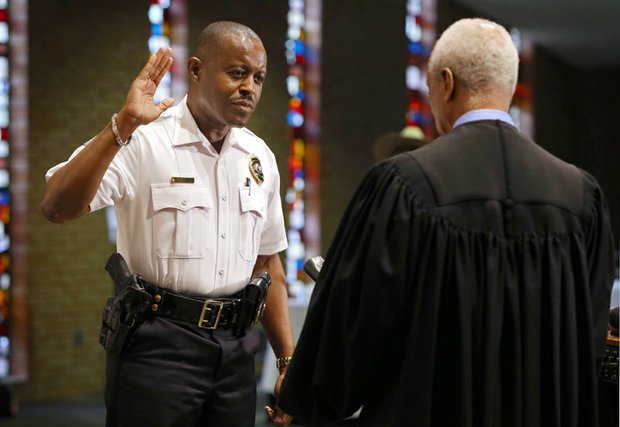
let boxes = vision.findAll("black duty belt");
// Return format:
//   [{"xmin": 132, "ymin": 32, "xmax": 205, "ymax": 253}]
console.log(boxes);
[{"xmin": 143, "ymin": 283, "xmax": 242, "ymax": 330}]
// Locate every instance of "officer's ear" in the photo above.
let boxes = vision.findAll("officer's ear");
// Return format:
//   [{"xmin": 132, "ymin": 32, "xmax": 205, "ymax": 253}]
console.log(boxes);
[{"xmin": 188, "ymin": 57, "xmax": 202, "ymax": 81}]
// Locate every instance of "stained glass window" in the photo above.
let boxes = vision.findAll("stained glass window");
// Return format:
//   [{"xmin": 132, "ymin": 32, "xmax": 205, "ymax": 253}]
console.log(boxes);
[
  {"xmin": 284, "ymin": 0, "xmax": 321, "ymax": 298},
  {"xmin": 0, "ymin": 0, "xmax": 10, "ymax": 378},
  {"xmin": 285, "ymin": 0, "xmax": 307, "ymax": 295},
  {"xmin": 509, "ymin": 27, "xmax": 534, "ymax": 137},
  {"xmin": 148, "ymin": 0, "xmax": 171, "ymax": 105},
  {"xmin": 405, "ymin": 0, "xmax": 436, "ymax": 138}
]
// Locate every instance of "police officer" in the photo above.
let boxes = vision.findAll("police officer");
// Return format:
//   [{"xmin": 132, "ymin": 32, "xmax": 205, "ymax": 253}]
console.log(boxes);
[{"xmin": 42, "ymin": 21, "xmax": 294, "ymax": 427}]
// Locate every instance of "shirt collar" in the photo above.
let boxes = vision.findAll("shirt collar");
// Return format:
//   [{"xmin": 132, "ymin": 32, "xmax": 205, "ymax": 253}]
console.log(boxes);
[
  {"xmin": 453, "ymin": 109, "xmax": 515, "ymax": 128},
  {"xmin": 227, "ymin": 129, "xmax": 253, "ymax": 154},
  {"xmin": 168, "ymin": 96, "xmax": 253, "ymax": 155},
  {"xmin": 165, "ymin": 95, "xmax": 203, "ymax": 147}
]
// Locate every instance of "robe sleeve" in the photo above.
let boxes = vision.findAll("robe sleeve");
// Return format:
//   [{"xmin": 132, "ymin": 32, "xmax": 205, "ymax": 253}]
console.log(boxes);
[
  {"xmin": 582, "ymin": 171, "xmax": 615, "ymax": 365},
  {"xmin": 277, "ymin": 160, "xmax": 417, "ymax": 423}
]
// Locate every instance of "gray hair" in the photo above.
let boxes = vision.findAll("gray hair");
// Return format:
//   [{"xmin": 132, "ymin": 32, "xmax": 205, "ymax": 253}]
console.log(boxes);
[{"xmin": 428, "ymin": 18, "xmax": 519, "ymax": 99}]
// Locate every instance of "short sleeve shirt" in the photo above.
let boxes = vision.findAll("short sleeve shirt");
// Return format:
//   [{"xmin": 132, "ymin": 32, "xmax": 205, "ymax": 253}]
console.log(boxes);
[{"xmin": 46, "ymin": 97, "xmax": 288, "ymax": 296}]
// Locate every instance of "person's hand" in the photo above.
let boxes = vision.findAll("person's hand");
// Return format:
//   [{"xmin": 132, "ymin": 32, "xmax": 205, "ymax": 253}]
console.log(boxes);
[
  {"xmin": 264, "ymin": 405, "xmax": 293, "ymax": 426},
  {"xmin": 264, "ymin": 371, "xmax": 293, "ymax": 426},
  {"xmin": 117, "ymin": 47, "xmax": 175, "ymax": 132}
]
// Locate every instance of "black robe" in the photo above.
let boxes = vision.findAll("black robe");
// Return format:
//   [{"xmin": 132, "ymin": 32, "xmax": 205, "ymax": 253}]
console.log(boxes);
[{"xmin": 277, "ymin": 120, "xmax": 615, "ymax": 427}]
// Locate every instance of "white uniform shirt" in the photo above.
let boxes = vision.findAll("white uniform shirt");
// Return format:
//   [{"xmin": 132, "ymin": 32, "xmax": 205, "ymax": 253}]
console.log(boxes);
[{"xmin": 46, "ymin": 97, "xmax": 288, "ymax": 296}]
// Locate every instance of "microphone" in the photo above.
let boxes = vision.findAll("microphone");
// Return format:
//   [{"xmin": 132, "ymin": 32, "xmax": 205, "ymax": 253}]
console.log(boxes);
[
  {"xmin": 303, "ymin": 256, "xmax": 324, "ymax": 281},
  {"xmin": 610, "ymin": 306, "xmax": 619, "ymax": 337}
]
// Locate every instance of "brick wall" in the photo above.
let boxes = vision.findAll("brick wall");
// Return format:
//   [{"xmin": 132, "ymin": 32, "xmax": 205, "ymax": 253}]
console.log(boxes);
[
  {"xmin": 25, "ymin": 0, "xmax": 148, "ymax": 400},
  {"xmin": 320, "ymin": 0, "xmax": 408, "ymax": 252}
]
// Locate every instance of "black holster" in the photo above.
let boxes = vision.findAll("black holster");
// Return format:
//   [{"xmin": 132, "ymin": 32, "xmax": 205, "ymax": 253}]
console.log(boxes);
[
  {"xmin": 99, "ymin": 253, "xmax": 152, "ymax": 355},
  {"xmin": 234, "ymin": 272, "xmax": 272, "ymax": 336}
]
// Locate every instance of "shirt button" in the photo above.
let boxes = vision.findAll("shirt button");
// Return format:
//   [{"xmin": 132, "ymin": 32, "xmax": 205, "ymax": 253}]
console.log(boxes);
[
  {"xmin": 221, "ymin": 233, "xmax": 227, "ymax": 239},
  {"xmin": 221, "ymin": 195, "xmax": 227, "ymax": 202},
  {"xmin": 181, "ymin": 200, "xmax": 187, "ymax": 206},
  {"xmin": 218, "ymin": 269, "xmax": 224, "ymax": 276}
]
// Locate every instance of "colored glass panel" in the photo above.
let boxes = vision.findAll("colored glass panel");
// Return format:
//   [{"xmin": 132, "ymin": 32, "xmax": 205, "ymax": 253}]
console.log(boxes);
[
  {"xmin": 285, "ymin": 0, "xmax": 307, "ymax": 292},
  {"xmin": 0, "ymin": 0, "xmax": 8, "ymax": 378},
  {"xmin": 149, "ymin": 0, "xmax": 171, "ymax": 105},
  {"xmin": 405, "ymin": 0, "xmax": 435, "ymax": 138},
  {"xmin": 509, "ymin": 27, "xmax": 534, "ymax": 137}
]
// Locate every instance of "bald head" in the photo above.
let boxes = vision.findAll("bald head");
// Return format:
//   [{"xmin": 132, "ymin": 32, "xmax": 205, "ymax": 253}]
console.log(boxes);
[{"xmin": 194, "ymin": 21, "xmax": 263, "ymax": 61}]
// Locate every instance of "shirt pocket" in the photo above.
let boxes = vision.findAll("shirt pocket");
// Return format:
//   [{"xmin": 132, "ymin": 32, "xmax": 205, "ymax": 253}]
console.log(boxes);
[
  {"xmin": 151, "ymin": 184, "xmax": 212, "ymax": 259},
  {"xmin": 238, "ymin": 182, "xmax": 266, "ymax": 262}
]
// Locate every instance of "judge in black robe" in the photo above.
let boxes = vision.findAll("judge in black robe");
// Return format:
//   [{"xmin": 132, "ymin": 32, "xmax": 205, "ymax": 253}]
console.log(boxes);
[{"xmin": 271, "ymin": 18, "xmax": 615, "ymax": 427}]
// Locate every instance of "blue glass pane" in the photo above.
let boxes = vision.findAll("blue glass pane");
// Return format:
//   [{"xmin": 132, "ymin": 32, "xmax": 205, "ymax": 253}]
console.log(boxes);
[
  {"xmin": 408, "ymin": 41, "xmax": 422, "ymax": 55},
  {"xmin": 294, "ymin": 40, "xmax": 305, "ymax": 55},
  {"xmin": 151, "ymin": 23, "xmax": 163, "ymax": 36},
  {"xmin": 287, "ymin": 111, "xmax": 304, "ymax": 128}
]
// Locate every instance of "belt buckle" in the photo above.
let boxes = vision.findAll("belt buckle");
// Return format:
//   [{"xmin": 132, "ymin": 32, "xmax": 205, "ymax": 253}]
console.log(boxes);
[{"xmin": 198, "ymin": 299, "xmax": 224, "ymax": 329}]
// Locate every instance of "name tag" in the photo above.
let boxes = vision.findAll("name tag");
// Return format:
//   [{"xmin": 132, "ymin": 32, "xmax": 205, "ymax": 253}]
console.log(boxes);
[{"xmin": 170, "ymin": 176, "xmax": 195, "ymax": 184}]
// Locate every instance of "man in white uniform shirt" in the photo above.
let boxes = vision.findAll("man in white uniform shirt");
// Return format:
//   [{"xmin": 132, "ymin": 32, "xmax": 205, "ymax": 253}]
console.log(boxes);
[{"xmin": 42, "ymin": 21, "xmax": 294, "ymax": 427}]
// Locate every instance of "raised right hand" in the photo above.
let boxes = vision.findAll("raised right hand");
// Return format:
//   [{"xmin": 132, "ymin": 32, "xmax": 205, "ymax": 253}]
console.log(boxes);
[
  {"xmin": 117, "ymin": 47, "xmax": 175, "ymax": 135},
  {"xmin": 41, "ymin": 47, "xmax": 175, "ymax": 223}
]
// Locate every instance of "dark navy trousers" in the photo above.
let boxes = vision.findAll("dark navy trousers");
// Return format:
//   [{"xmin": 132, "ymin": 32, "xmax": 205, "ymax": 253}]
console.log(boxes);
[{"xmin": 105, "ymin": 315, "xmax": 260, "ymax": 427}]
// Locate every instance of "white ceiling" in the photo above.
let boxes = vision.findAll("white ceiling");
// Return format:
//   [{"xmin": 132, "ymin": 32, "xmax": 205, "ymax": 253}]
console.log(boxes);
[{"xmin": 452, "ymin": 0, "xmax": 620, "ymax": 70}]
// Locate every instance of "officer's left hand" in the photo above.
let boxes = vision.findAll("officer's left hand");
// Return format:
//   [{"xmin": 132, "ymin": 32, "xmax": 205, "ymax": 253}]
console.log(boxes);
[
  {"xmin": 264, "ymin": 404, "xmax": 293, "ymax": 426},
  {"xmin": 265, "ymin": 371, "xmax": 293, "ymax": 426}
]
